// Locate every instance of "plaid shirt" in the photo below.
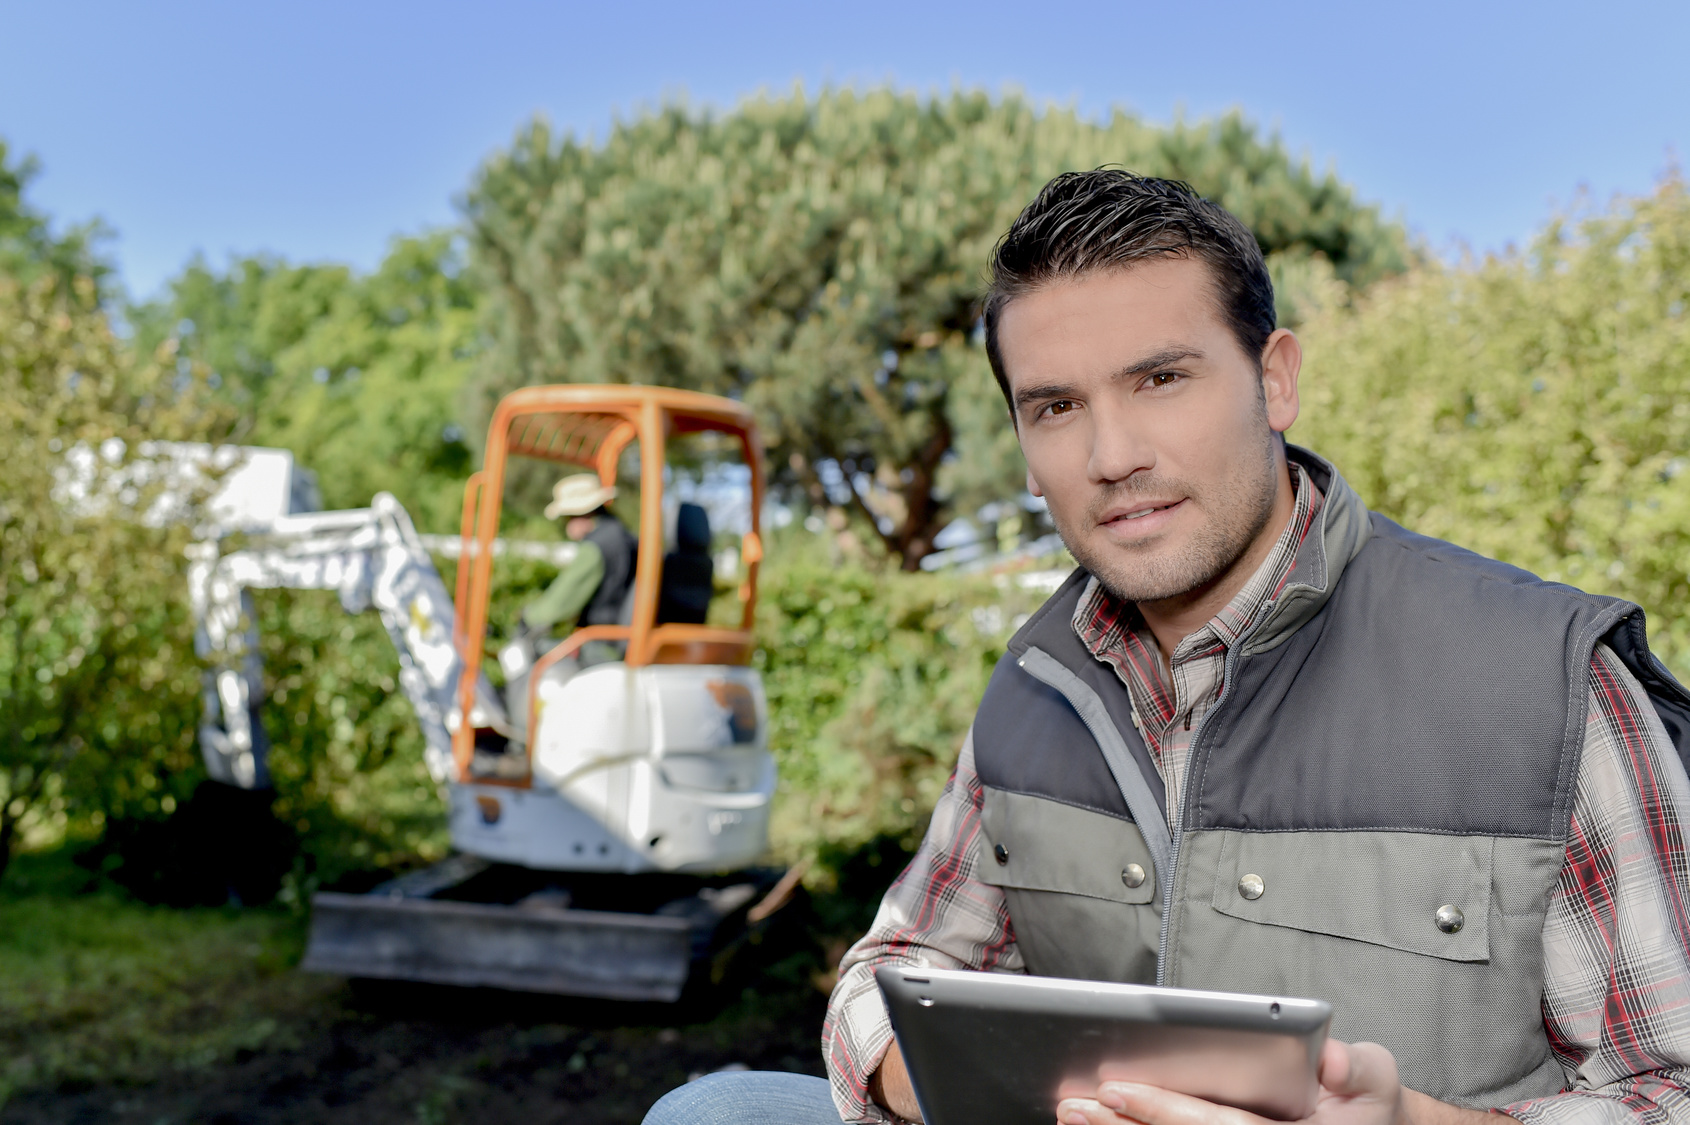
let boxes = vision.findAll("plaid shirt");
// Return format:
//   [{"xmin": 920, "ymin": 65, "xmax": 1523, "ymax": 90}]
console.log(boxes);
[{"xmin": 822, "ymin": 471, "xmax": 1690, "ymax": 1124}]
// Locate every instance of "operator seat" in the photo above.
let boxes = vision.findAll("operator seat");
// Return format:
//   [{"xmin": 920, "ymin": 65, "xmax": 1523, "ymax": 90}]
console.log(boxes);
[{"xmin": 657, "ymin": 503, "xmax": 714, "ymax": 625}]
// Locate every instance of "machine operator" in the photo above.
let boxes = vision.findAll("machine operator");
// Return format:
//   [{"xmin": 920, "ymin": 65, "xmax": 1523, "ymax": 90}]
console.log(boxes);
[{"xmin": 519, "ymin": 473, "xmax": 637, "ymax": 667}]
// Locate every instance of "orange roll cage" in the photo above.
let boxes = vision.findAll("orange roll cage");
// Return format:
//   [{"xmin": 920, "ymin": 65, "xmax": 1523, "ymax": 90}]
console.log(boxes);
[{"xmin": 452, "ymin": 385, "xmax": 766, "ymax": 784}]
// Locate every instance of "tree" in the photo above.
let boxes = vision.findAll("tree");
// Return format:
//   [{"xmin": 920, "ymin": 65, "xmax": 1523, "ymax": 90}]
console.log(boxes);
[
  {"xmin": 0, "ymin": 138, "xmax": 212, "ymax": 878},
  {"xmin": 0, "ymin": 269, "xmax": 228, "ymax": 878},
  {"xmin": 464, "ymin": 87, "xmax": 1407, "ymax": 568},
  {"xmin": 130, "ymin": 233, "xmax": 480, "ymax": 531},
  {"xmin": 1293, "ymin": 175, "xmax": 1690, "ymax": 677}
]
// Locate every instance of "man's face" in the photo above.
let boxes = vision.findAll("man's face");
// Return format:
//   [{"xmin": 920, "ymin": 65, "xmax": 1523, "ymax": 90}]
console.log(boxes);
[
  {"xmin": 565, "ymin": 515, "xmax": 597, "ymax": 541},
  {"xmin": 997, "ymin": 257, "xmax": 1301, "ymax": 606}
]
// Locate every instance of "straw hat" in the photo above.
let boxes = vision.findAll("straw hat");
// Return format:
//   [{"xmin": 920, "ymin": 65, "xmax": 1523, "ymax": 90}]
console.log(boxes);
[{"xmin": 543, "ymin": 474, "xmax": 618, "ymax": 520}]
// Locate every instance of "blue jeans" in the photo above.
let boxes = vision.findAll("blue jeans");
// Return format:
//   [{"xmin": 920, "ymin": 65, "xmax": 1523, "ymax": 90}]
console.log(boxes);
[{"xmin": 643, "ymin": 1071, "xmax": 842, "ymax": 1125}]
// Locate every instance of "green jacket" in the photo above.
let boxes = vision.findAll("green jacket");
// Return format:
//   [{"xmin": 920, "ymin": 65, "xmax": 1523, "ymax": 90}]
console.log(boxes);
[{"xmin": 521, "ymin": 539, "xmax": 604, "ymax": 633}]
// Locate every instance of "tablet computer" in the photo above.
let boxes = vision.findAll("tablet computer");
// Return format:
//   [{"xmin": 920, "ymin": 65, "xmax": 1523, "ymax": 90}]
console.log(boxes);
[{"xmin": 876, "ymin": 966, "xmax": 1332, "ymax": 1125}]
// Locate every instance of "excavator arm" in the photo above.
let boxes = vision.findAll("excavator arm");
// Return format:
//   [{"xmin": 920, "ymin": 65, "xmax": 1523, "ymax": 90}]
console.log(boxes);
[{"xmin": 187, "ymin": 492, "xmax": 514, "ymax": 788}]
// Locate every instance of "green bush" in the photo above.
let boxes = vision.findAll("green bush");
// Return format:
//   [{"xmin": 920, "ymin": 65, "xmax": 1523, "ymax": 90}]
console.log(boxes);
[
  {"xmin": 251, "ymin": 555, "xmax": 561, "ymax": 890},
  {"xmin": 753, "ymin": 542, "xmax": 1056, "ymax": 879},
  {"xmin": 1294, "ymin": 175, "xmax": 1690, "ymax": 678},
  {"xmin": 0, "ymin": 272, "xmax": 225, "ymax": 879},
  {"xmin": 13, "ymin": 151, "xmax": 1690, "ymax": 920}
]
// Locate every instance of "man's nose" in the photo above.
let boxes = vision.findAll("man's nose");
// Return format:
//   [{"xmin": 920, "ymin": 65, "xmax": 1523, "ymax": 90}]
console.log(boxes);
[{"xmin": 1086, "ymin": 400, "xmax": 1155, "ymax": 484}]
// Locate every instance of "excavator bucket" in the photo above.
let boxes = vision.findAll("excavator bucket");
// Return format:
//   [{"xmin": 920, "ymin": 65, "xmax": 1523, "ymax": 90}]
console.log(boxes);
[{"xmin": 299, "ymin": 856, "xmax": 790, "ymax": 1001}]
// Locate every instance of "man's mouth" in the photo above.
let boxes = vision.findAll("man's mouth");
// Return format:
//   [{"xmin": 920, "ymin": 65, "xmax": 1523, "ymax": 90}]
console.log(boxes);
[{"xmin": 1098, "ymin": 498, "xmax": 1187, "ymax": 532}]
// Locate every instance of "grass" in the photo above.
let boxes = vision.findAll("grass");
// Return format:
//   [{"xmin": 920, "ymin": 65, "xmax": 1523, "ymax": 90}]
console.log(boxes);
[{"xmin": 0, "ymin": 848, "xmax": 333, "ymax": 1106}]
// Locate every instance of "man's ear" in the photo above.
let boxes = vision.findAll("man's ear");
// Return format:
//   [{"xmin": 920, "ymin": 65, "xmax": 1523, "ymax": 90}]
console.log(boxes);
[
  {"xmin": 1260, "ymin": 328, "xmax": 1302, "ymax": 435},
  {"xmin": 1026, "ymin": 468, "xmax": 1044, "ymax": 498}
]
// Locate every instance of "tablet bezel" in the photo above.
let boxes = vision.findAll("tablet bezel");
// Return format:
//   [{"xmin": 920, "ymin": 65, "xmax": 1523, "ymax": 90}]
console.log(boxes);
[{"xmin": 876, "ymin": 966, "xmax": 1332, "ymax": 1125}]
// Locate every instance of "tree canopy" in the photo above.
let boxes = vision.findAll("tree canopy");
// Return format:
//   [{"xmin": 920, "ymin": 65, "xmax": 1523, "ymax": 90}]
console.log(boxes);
[
  {"xmin": 130, "ymin": 234, "xmax": 479, "ymax": 530},
  {"xmin": 130, "ymin": 90, "xmax": 1404, "ymax": 558},
  {"xmin": 464, "ymin": 88, "xmax": 1407, "ymax": 566}
]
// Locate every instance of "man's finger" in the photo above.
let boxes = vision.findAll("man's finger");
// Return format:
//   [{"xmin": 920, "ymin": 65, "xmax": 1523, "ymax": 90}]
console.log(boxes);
[
  {"xmin": 1319, "ymin": 1040, "xmax": 1400, "ymax": 1100},
  {"xmin": 1090, "ymin": 1082, "xmax": 1261, "ymax": 1125},
  {"xmin": 1058, "ymin": 1097, "xmax": 1128, "ymax": 1125}
]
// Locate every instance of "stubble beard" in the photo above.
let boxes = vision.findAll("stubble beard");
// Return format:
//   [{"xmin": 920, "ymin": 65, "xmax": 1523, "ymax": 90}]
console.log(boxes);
[{"xmin": 1052, "ymin": 425, "xmax": 1282, "ymax": 606}]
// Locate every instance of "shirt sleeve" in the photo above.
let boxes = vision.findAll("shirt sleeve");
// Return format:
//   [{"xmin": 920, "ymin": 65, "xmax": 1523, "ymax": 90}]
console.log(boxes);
[
  {"xmin": 520, "ymin": 540, "xmax": 604, "ymax": 631},
  {"xmin": 819, "ymin": 729, "xmax": 1024, "ymax": 1123},
  {"xmin": 1507, "ymin": 644, "xmax": 1690, "ymax": 1125}
]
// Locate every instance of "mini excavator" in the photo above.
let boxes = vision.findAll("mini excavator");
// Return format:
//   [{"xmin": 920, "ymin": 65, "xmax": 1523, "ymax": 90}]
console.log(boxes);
[{"xmin": 191, "ymin": 386, "xmax": 789, "ymax": 1001}]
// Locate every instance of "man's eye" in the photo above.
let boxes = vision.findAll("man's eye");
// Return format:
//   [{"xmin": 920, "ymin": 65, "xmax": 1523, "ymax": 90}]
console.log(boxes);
[
  {"xmin": 1045, "ymin": 400, "xmax": 1077, "ymax": 416},
  {"xmin": 1149, "ymin": 372, "xmax": 1181, "ymax": 388}
]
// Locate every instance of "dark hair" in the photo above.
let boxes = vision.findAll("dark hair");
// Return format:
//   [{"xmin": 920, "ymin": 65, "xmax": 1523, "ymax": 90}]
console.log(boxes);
[{"xmin": 984, "ymin": 170, "xmax": 1276, "ymax": 411}]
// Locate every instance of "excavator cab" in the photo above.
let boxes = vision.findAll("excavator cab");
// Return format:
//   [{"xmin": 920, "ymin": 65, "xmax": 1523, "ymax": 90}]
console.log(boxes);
[{"xmin": 447, "ymin": 386, "xmax": 774, "ymax": 876}]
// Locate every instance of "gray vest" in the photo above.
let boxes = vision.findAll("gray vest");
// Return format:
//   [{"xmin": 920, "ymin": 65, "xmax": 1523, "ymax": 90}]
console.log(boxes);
[
  {"xmin": 971, "ymin": 448, "xmax": 1690, "ymax": 1109},
  {"xmin": 582, "ymin": 514, "xmax": 636, "ymax": 628}
]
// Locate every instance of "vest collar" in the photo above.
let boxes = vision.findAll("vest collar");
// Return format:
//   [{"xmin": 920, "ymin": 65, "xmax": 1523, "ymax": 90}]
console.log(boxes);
[
  {"xmin": 1243, "ymin": 445, "xmax": 1372, "ymax": 656},
  {"xmin": 1006, "ymin": 445, "xmax": 1372, "ymax": 662}
]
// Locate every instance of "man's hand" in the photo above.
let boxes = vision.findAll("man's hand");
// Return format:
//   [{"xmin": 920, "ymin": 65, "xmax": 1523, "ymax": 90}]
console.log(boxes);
[
  {"xmin": 869, "ymin": 1040, "xmax": 924, "ymax": 1122},
  {"xmin": 1056, "ymin": 1040, "xmax": 1513, "ymax": 1125}
]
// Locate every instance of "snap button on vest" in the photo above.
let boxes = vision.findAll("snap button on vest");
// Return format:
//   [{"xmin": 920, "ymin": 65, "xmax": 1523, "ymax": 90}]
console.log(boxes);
[
  {"xmin": 1121, "ymin": 863, "xmax": 1146, "ymax": 888},
  {"xmin": 1435, "ymin": 904, "xmax": 1464, "ymax": 933},
  {"xmin": 993, "ymin": 843, "xmax": 1009, "ymax": 865},
  {"xmin": 1238, "ymin": 873, "xmax": 1265, "ymax": 900}
]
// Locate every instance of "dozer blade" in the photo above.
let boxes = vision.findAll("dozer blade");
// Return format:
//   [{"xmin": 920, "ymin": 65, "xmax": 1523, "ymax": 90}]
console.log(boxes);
[{"xmin": 300, "ymin": 892, "xmax": 698, "ymax": 1002}]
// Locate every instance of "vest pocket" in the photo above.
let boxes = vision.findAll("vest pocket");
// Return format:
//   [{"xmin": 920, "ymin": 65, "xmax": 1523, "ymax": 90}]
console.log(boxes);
[
  {"xmin": 978, "ymin": 787, "xmax": 1157, "ymax": 904},
  {"xmin": 1207, "ymin": 830, "xmax": 1492, "ymax": 962}
]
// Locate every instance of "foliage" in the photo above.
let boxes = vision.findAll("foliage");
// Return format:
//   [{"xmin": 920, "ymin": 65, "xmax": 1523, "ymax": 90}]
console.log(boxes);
[
  {"xmin": 0, "ymin": 139, "xmax": 111, "ymax": 303},
  {"xmin": 252, "ymin": 591, "xmax": 449, "ymax": 888},
  {"xmin": 129, "ymin": 233, "xmax": 480, "ymax": 531},
  {"xmin": 464, "ymin": 88, "xmax": 1407, "ymax": 568},
  {"xmin": 250, "ymin": 555, "xmax": 560, "ymax": 890},
  {"xmin": 0, "ymin": 161, "xmax": 477, "ymax": 885},
  {"xmin": 0, "ymin": 271, "xmax": 228, "ymax": 878},
  {"xmin": 1294, "ymin": 175, "xmax": 1690, "ymax": 679},
  {"xmin": 752, "ymin": 535, "xmax": 1057, "ymax": 873}
]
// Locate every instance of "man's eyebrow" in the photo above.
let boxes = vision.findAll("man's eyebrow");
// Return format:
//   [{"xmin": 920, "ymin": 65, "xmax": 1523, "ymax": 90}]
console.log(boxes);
[
  {"xmin": 1110, "ymin": 347, "xmax": 1204, "ymax": 381},
  {"xmin": 1012, "ymin": 381, "xmax": 1081, "ymax": 411}
]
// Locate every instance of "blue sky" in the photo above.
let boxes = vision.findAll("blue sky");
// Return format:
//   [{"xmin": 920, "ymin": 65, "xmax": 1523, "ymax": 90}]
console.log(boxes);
[{"xmin": 2, "ymin": 0, "xmax": 1685, "ymax": 300}]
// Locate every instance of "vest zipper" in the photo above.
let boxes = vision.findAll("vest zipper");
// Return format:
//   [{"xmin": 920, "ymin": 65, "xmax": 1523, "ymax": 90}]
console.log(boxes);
[{"xmin": 1155, "ymin": 633, "xmax": 1254, "ymax": 986}]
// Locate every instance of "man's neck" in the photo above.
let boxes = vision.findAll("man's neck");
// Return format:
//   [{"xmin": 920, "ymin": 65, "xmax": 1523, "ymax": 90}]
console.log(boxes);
[{"xmin": 1135, "ymin": 459, "xmax": 1298, "ymax": 665}]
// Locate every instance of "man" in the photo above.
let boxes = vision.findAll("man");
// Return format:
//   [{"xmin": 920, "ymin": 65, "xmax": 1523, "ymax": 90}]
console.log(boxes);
[
  {"xmin": 518, "ymin": 473, "xmax": 636, "ymax": 668},
  {"xmin": 645, "ymin": 172, "xmax": 1690, "ymax": 1125}
]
